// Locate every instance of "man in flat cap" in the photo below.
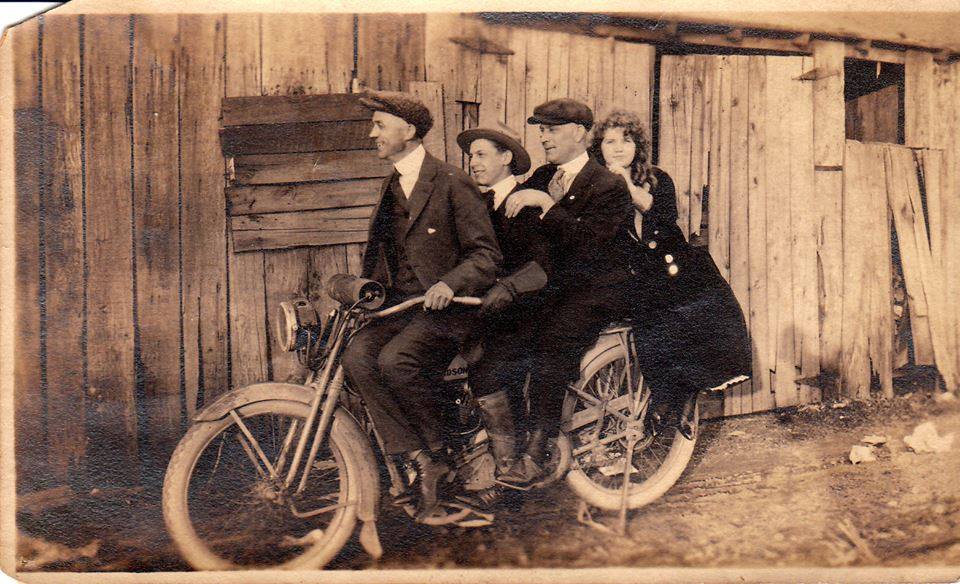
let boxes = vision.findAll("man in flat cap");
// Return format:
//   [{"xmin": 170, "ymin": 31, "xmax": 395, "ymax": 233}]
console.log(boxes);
[
  {"xmin": 342, "ymin": 91, "xmax": 502, "ymax": 519},
  {"xmin": 455, "ymin": 122, "xmax": 551, "ymax": 492},
  {"xmin": 497, "ymin": 98, "xmax": 633, "ymax": 486}
]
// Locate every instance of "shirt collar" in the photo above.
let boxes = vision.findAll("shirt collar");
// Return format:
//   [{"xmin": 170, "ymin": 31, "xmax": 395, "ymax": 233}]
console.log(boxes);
[
  {"xmin": 557, "ymin": 150, "xmax": 589, "ymax": 178},
  {"xmin": 393, "ymin": 144, "xmax": 426, "ymax": 177},
  {"xmin": 490, "ymin": 175, "xmax": 518, "ymax": 211}
]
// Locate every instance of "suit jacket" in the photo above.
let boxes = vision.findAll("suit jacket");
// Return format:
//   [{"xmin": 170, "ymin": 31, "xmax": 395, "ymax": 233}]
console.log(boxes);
[
  {"xmin": 488, "ymin": 184, "xmax": 552, "ymax": 295},
  {"xmin": 361, "ymin": 152, "xmax": 502, "ymax": 296},
  {"xmin": 520, "ymin": 157, "xmax": 633, "ymax": 299}
]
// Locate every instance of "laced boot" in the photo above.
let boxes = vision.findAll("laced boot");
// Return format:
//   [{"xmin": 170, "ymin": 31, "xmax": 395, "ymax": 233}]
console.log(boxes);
[{"xmin": 410, "ymin": 449, "xmax": 452, "ymax": 521}]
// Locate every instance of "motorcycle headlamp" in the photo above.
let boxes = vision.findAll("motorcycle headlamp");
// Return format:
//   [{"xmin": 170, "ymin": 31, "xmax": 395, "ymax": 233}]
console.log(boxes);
[{"xmin": 276, "ymin": 298, "xmax": 322, "ymax": 352}]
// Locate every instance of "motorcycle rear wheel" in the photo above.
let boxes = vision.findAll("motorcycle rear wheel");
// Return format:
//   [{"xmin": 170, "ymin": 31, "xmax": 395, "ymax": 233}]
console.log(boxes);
[
  {"xmin": 162, "ymin": 399, "xmax": 360, "ymax": 570},
  {"xmin": 562, "ymin": 344, "xmax": 698, "ymax": 511}
]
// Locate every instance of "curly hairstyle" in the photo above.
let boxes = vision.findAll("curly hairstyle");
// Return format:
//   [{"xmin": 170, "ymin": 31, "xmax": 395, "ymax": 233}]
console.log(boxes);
[{"xmin": 589, "ymin": 110, "xmax": 656, "ymax": 189}]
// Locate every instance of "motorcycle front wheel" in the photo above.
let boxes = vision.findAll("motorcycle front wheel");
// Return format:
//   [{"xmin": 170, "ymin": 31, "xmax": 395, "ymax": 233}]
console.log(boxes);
[
  {"xmin": 562, "ymin": 343, "xmax": 698, "ymax": 511},
  {"xmin": 162, "ymin": 399, "xmax": 360, "ymax": 570}
]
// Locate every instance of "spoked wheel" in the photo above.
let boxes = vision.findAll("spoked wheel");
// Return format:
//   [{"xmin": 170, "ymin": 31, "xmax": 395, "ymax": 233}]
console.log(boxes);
[
  {"xmin": 162, "ymin": 400, "xmax": 360, "ymax": 570},
  {"xmin": 562, "ymin": 344, "xmax": 698, "ymax": 511}
]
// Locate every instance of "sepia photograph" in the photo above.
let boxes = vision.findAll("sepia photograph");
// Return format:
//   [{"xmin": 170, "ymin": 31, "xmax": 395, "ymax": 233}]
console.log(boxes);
[{"xmin": 1, "ymin": 1, "xmax": 960, "ymax": 581}]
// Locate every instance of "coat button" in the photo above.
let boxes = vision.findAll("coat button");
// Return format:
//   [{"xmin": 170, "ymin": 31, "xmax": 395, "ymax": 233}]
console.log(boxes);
[
  {"xmin": 668, "ymin": 263, "xmax": 679, "ymax": 276},
  {"xmin": 665, "ymin": 254, "xmax": 674, "ymax": 263},
  {"xmin": 654, "ymin": 230, "xmax": 659, "ymax": 235},
  {"xmin": 648, "ymin": 240, "xmax": 657, "ymax": 249},
  {"xmin": 576, "ymin": 217, "xmax": 581, "ymax": 222},
  {"xmin": 569, "ymin": 195, "xmax": 575, "ymax": 200}
]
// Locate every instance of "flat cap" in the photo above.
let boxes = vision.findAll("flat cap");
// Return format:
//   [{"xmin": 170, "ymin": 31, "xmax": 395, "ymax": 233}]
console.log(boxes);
[
  {"xmin": 358, "ymin": 90, "xmax": 433, "ymax": 139},
  {"xmin": 527, "ymin": 98, "xmax": 594, "ymax": 130},
  {"xmin": 456, "ymin": 122, "xmax": 531, "ymax": 175}
]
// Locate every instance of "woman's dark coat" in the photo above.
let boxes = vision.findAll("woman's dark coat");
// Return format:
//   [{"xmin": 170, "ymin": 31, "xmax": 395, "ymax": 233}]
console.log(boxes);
[{"xmin": 622, "ymin": 167, "xmax": 753, "ymax": 397}]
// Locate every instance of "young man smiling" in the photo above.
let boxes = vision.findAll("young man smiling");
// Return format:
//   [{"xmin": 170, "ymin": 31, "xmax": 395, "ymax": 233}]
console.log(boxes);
[{"xmin": 342, "ymin": 91, "xmax": 501, "ymax": 519}]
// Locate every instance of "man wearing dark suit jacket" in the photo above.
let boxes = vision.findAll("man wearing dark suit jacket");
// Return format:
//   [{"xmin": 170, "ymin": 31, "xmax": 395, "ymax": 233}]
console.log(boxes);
[
  {"xmin": 499, "ymin": 98, "xmax": 633, "ymax": 486},
  {"xmin": 455, "ymin": 122, "xmax": 550, "ymax": 481},
  {"xmin": 341, "ymin": 91, "xmax": 501, "ymax": 518}
]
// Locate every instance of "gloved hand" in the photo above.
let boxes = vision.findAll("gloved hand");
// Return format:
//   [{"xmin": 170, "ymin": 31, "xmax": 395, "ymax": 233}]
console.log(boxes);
[{"xmin": 480, "ymin": 282, "xmax": 514, "ymax": 316}]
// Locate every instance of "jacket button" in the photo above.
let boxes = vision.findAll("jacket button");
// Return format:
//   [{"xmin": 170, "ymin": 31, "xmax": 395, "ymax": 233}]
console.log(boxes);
[
  {"xmin": 576, "ymin": 217, "xmax": 581, "ymax": 222},
  {"xmin": 654, "ymin": 230, "xmax": 659, "ymax": 235},
  {"xmin": 665, "ymin": 254, "xmax": 674, "ymax": 263},
  {"xmin": 569, "ymin": 195, "xmax": 576, "ymax": 200},
  {"xmin": 668, "ymin": 263, "xmax": 679, "ymax": 276},
  {"xmin": 648, "ymin": 240, "xmax": 657, "ymax": 249}
]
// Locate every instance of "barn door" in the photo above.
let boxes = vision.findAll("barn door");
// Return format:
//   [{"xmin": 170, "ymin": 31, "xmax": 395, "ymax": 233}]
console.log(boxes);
[{"xmin": 657, "ymin": 54, "xmax": 819, "ymax": 416}]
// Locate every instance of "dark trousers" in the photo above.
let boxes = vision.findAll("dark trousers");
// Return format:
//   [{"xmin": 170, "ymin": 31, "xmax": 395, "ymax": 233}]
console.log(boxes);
[
  {"xmin": 473, "ymin": 287, "xmax": 627, "ymax": 438},
  {"xmin": 341, "ymin": 307, "xmax": 474, "ymax": 455}
]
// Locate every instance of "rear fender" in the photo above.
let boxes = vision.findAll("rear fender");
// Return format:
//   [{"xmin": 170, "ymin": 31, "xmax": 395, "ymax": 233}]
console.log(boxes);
[{"xmin": 579, "ymin": 328, "xmax": 630, "ymax": 378}]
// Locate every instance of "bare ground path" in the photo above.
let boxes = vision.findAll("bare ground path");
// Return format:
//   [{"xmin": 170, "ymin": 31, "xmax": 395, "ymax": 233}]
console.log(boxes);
[{"xmin": 15, "ymin": 386, "xmax": 960, "ymax": 573}]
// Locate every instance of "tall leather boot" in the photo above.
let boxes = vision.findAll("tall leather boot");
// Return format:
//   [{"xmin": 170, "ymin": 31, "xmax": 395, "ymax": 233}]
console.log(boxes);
[
  {"xmin": 498, "ymin": 425, "xmax": 549, "ymax": 488},
  {"xmin": 476, "ymin": 390, "xmax": 518, "ymax": 474}
]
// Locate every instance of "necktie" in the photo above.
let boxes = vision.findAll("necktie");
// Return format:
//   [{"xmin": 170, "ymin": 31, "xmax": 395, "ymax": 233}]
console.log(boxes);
[{"xmin": 548, "ymin": 168, "xmax": 566, "ymax": 202}]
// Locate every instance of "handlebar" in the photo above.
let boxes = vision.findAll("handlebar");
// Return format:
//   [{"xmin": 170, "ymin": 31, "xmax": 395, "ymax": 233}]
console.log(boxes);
[{"xmin": 368, "ymin": 295, "xmax": 482, "ymax": 319}]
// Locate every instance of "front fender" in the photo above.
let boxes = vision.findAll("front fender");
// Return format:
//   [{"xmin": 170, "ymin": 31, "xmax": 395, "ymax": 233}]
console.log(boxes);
[{"xmin": 192, "ymin": 382, "xmax": 316, "ymax": 422}]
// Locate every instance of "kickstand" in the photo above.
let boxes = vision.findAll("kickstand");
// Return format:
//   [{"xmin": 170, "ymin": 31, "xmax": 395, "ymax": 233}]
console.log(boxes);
[{"xmin": 576, "ymin": 431, "xmax": 638, "ymax": 537}]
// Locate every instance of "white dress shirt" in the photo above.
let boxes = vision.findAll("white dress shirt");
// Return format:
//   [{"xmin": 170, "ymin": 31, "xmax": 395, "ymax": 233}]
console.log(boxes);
[
  {"xmin": 392, "ymin": 144, "xmax": 426, "ymax": 198},
  {"xmin": 489, "ymin": 175, "xmax": 518, "ymax": 211},
  {"xmin": 553, "ymin": 150, "xmax": 590, "ymax": 195}
]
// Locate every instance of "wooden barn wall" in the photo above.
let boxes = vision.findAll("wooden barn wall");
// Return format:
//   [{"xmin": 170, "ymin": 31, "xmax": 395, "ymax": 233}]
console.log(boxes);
[{"xmin": 11, "ymin": 13, "xmax": 659, "ymax": 489}]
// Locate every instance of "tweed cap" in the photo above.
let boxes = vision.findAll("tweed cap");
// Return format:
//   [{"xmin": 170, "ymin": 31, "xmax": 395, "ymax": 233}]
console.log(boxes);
[
  {"xmin": 527, "ymin": 98, "xmax": 594, "ymax": 130},
  {"xmin": 456, "ymin": 121, "xmax": 531, "ymax": 175},
  {"xmin": 358, "ymin": 90, "xmax": 434, "ymax": 139}
]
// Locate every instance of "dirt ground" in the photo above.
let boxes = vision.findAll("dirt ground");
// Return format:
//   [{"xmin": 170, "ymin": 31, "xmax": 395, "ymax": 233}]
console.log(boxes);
[{"xmin": 14, "ymin": 380, "xmax": 960, "ymax": 573}]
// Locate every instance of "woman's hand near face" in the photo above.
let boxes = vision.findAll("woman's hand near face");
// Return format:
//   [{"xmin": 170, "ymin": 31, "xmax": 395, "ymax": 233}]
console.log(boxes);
[{"xmin": 608, "ymin": 163, "xmax": 653, "ymax": 213}]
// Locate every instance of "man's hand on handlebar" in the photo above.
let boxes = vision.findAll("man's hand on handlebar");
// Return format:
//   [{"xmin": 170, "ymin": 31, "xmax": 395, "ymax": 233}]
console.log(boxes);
[{"xmin": 423, "ymin": 281, "xmax": 455, "ymax": 310}]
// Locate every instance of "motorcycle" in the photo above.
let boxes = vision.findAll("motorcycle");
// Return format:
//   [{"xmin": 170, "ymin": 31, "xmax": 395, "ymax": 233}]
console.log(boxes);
[{"xmin": 161, "ymin": 275, "xmax": 700, "ymax": 569}]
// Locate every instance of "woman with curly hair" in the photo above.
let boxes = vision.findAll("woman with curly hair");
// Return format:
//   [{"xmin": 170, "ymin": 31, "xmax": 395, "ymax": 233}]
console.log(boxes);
[{"xmin": 590, "ymin": 110, "xmax": 752, "ymax": 438}]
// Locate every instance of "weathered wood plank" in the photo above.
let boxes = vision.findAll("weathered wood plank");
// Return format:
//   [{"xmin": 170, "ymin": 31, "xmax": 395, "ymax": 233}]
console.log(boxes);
[
  {"xmin": 84, "ymin": 15, "xmax": 139, "ymax": 482},
  {"xmin": 746, "ymin": 55, "xmax": 773, "ymax": 412},
  {"xmin": 904, "ymin": 50, "xmax": 934, "ymax": 148},
  {"xmin": 233, "ymin": 151, "xmax": 393, "ymax": 185},
  {"xmin": 812, "ymin": 42, "xmax": 846, "ymax": 379},
  {"xmin": 887, "ymin": 147, "xmax": 957, "ymax": 391},
  {"xmin": 523, "ymin": 29, "xmax": 550, "ymax": 172},
  {"xmin": 357, "ymin": 14, "xmax": 425, "ymax": 91},
  {"xmin": 728, "ymin": 56, "xmax": 751, "ymax": 414},
  {"xmin": 478, "ymin": 25, "xmax": 509, "ymax": 127},
  {"xmin": 131, "ymin": 14, "xmax": 183, "ymax": 457},
  {"xmin": 613, "ymin": 41, "xmax": 655, "ymax": 131},
  {"xmin": 789, "ymin": 56, "xmax": 820, "ymax": 406},
  {"xmin": 456, "ymin": 16, "xmax": 481, "ymax": 104},
  {"xmin": 260, "ymin": 14, "xmax": 350, "ymax": 95},
  {"xmin": 687, "ymin": 55, "xmax": 708, "ymax": 240},
  {"xmin": 504, "ymin": 26, "xmax": 528, "ymax": 163},
  {"xmin": 424, "ymin": 13, "xmax": 464, "ymax": 164},
  {"xmin": 231, "ymin": 207, "xmax": 372, "ymax": 231},
  {"xmin": 657, "ymin": 56, "xmax": 679, "ymax": 227},
  {"xmin": 811, "ymin": 41, "xmax": 846, "ymax": 167},
  {"xmin": 868, "ymin": 148, "xmax": 894, "ymax": 399},
  {"xmin": 709, "ymin": 56, "xmax": 731, "ymax": 283},
  {"xmin": 262, "ymin": 248, "xmax": 313, "ymax": 382},
  {"xmin": 13, "ymin": 18, "xmax": 45, "ymax": 490},
  {"xmin": 180, "ymin": 15, "xmax": 229, "ymax": 411},
  {"xmin": 228, "ymin": 179, "xmax": 381, "ymax": 216},
  {"xmin": 567, "ymin": 34, "xmax": 592, "ymax": 106},
  {"xmin": 546, "ymin": 31, "xmax": 570, "ymax": 101},
  {"xmin": 590, "ymin": 36, "xmax": 616, "ymax": 121},
  {"xmin": 764, "ymin": 56, "xmax": 798, "ymax": 407},
  {"xmin": 408, "ymin": 81, "xmax": 447, "ymax": 161},
  {"xmin": 233, "ymin": 230, "xmax": 369, "ymax": 253},
  {"xmin": 693, "ymin": 56, "xmax": 715, "ymax": 239},
  {"xmin": 222, "ymin": 94, "xmax": 370, "ymax": 127},
  {"xmin": 224, "ymin": 13, "xmax": 270, "ymax": 390},
  {"xmin": 220, "ymin": 120, "xmax": 375, "ymax": 156},
  {"xmin": 840, "ymin": 141, "xmax": 876, "ymax": 399}
]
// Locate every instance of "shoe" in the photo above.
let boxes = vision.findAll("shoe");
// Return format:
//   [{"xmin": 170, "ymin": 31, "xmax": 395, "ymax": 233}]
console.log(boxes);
[
  {"xmin": 411, "ymin": 451, "xmax": 452, "ymax": 521},
  {"xmin": 498, "ymin": 427, "xmax": 548, "ymax": 488},
  {"xmin": 677, "ymin": 394, "xmax": 697, "ymax": 440}
]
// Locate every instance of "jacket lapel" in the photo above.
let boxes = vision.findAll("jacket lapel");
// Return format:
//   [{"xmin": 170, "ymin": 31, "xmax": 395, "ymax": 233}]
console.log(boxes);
[
  {"xmin": 563, "ymin": 158, "xmax": 599, "ymax": 203},
  {"xmin": 403, "ymin": 153, "xmax": 439, "ymax": 238}
]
